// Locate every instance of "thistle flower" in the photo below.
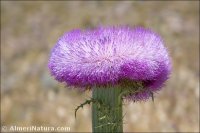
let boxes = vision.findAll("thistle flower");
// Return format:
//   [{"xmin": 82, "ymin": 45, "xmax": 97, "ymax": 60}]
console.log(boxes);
[
  {"xmin": 48, "ymin": 26, "xmax": 171, "ymax": 101},
  {"xmin": 48, "ymin": 26, "xmax": 171, "ymax": 132}
]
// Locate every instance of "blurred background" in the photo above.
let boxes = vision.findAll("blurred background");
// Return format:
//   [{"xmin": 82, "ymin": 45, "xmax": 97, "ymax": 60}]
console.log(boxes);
[{"xmin": 1, "ymin": 1, "xmax": 199, "ymax": 132}]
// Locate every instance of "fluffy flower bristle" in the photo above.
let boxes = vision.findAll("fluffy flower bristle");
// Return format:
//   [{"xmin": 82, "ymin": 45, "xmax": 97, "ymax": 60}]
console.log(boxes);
[{"xmin": 48, "ymin": 26, "xmax": 171, "ymax": 101}]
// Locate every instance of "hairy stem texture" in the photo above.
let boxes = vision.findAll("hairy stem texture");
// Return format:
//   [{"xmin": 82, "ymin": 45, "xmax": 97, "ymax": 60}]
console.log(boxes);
[{"xmin": 92, "ymin": 86, "xmax": 123, "ymax": 133}]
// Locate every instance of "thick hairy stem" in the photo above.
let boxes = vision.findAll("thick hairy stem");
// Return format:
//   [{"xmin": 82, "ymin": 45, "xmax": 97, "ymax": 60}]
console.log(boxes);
[{"xmin": 92, "ymin": 86, "xmax": 123, "ymax": 133}]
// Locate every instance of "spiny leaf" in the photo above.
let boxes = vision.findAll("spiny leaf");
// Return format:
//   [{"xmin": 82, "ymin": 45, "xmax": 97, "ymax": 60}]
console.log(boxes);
[
  {"xmin": 75, "ymin": 98, "xmax": 95, "ymax": 118},
  {"xmin": 75, "ymin": 98, "xmax": 106, "ymax": 118}
]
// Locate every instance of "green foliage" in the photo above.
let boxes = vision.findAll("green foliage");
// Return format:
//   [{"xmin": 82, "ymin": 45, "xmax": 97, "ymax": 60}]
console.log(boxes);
[{"xmin": 75, "ymin": 82, "xmax": 154, "ymax": 132}]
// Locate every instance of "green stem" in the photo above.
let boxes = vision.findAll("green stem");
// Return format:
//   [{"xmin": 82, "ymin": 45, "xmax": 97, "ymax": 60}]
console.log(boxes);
[{"xmin": 92, "ymin": 85, "xmax": 123, "ymax": 133}]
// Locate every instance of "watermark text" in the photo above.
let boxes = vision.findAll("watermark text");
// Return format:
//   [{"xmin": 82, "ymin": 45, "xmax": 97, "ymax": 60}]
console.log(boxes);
[{"xmin": 1, "ymin": 125, "xmax": 70, "ymax": 132}]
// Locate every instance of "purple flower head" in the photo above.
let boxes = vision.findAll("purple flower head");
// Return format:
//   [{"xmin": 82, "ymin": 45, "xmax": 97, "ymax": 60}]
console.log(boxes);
[{"xmin": 48, "ymin": 26, "xmax": 171, "ymax": 101}]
